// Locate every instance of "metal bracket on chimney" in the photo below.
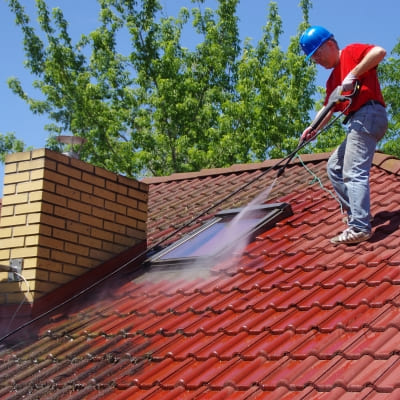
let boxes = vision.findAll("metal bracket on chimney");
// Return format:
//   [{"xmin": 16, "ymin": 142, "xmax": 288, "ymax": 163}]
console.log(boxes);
[{"xmin": 8, "ymin": 258, "xmax": 23, "ymax": 282}]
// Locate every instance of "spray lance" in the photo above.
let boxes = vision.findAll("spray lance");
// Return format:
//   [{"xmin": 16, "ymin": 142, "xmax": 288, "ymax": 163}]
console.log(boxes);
[{"xmin": 277, "ymin": 81, "xmax": 361, "ymax": 178}]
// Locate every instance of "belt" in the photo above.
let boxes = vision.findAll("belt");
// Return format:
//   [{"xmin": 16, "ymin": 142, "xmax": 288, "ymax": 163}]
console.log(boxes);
[{"xmin": 343, "ymin": 100, "xmax": 383, "ymax": 124}]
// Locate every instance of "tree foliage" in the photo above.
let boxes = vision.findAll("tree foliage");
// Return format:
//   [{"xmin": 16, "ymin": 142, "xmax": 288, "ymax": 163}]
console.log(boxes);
[{"xmin": 8, "ymin": 0, "xmax": 393, "ymax": 177}]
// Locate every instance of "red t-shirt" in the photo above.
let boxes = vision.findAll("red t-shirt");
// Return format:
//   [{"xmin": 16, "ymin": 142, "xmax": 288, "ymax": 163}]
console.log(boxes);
[{"xmin": 324, "ymin": 43, "xmax": 386, "ymax": 115}]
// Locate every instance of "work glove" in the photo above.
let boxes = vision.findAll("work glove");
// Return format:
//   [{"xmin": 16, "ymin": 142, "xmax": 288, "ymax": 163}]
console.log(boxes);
[
  {"xmin": 342, "ymin": 72, "xmax": 357, "ymax": 91},
  {"xmin": 301, "ymin": 126, "xmax": 317, "ymax": 143}
]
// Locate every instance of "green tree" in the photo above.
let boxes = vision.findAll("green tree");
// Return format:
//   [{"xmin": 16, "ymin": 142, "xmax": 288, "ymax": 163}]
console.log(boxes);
[
  {"xmin": 379, "ymin": 40, "xmax": 400, "ymax": 157},
  {"xmin": 0, "ymin": 133, "xmax": 26, "ymax": 162},
  {"xmin": 6, "ymin": 0, "xmax": 318, "ymax": 177}
]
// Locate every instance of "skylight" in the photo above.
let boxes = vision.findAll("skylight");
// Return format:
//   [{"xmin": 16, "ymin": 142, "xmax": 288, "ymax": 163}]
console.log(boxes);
[{"xmin": 147, "ymin": 202, "xmax": 292, "ymax": 268}]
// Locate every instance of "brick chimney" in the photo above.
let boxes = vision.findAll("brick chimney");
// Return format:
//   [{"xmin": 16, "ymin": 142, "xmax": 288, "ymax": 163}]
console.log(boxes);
[{"xmin": 0, "ymin": 149, "xmax": 148, "ymax": 306}]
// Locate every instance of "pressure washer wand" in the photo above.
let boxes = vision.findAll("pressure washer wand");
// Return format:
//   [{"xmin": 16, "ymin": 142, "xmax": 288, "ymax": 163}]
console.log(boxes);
[{"xmin": 277, "ymin": 83, "xmax": 360, "ymax": 178}]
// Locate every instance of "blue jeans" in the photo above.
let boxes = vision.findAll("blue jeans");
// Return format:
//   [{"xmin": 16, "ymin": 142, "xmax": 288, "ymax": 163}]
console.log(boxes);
[{"xmin": 327, "ymin": 103, "xmax": 388, "ymax": 232}]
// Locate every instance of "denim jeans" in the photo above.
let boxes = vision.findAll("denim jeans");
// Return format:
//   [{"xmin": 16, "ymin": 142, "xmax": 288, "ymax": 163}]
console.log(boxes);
[{"xmin": 327, "ymin": 103, "xmax": 388, "ymax": 232}]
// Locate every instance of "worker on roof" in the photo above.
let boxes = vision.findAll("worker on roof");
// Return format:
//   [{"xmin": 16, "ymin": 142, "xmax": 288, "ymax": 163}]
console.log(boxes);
[{"xmin": 300, "ymin": 26, "xmax": 388, "ymax": 245}]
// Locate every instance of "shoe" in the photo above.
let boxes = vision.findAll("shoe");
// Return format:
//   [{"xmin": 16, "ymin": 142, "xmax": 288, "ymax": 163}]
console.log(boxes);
[{"xmin": 330, "ymin": 227, "xmax": 372, "ymax": 245}]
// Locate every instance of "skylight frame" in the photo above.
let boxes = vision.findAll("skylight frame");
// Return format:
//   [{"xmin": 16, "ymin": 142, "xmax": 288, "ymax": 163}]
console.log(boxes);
[{"xmin": 147, "ymin": 202, "xmax": 292, "ymax": 268}]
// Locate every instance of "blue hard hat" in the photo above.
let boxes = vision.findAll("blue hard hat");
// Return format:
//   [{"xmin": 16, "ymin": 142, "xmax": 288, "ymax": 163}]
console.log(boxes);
[{"xmin": 300, "ymin": 26, "xmax": 333, "ymax": 59}]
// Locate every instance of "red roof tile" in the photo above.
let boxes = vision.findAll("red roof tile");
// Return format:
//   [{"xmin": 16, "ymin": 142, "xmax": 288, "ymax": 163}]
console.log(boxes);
[{"xmin": 1, "ymin": 151, "xmax": 400, "ymax": 398}]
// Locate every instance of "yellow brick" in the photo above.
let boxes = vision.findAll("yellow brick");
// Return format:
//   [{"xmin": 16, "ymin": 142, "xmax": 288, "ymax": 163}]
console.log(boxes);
[
  {"xmin": 29, "ymin": 190, "xmax": 44, "ymax": 202},
  {"xmin": 17, "ymin": 179, "xmax": 44, "ymax": 193},
  {"xmin": 4, "ymin": 162, "xmax": 17, "ymax": 174},
  {"xmin": 0, "ymin": 237, "xmax": 25, "ymax": 249},
  {"xmin": 11, "ymin": 247, "xmax": 40, "ymax": 259},
  {"xmin": 2, "ymin": 193, "xmax": 29, "ymax": 206},
  {"xmin": 3, "ymin": 172, "xmax": 31, "ymax": 185},
  {"xmin": 15, "ymin": 202, "xmax": 42, "ymax": 215},
  {"xmin": 30, "ymin": 168, "xmax": 45, "ymax": 180},
  {"xmin": 2, "ymin": 184, "xmax": 16, "ymax": 195},
  {"xmin": 0, "ymin": 227, "xmax": 12, "ymax": 238},
  {"xmin": 17, "ymin": 158, "xmax": 46, "ymax": 172},
  {"xmin": 0, "ymin": 205, "xmax": 15, "ymax": 217},
  {"xmin": 0, "ymin": 250, "xmax": 11, "ymax": 261},
  {"xmin": 0, "ymin": 215, "xmax": 27, "ymax": 227},
  {"xmin": 13, "ymin": 224, "xmax": 45, "ymax": 237},
  {"xmin": 25, "ymin": 235, "xmax": 40, "ymax": 246},
  {"xmin": 27, "ymin": 213, "xmax": 41, "ymax": 224},
  {"xmin": 5, "ymin": 151, "xmax": 32, "ymax": 163},
  {"xmin": 31, "ymin": 148, "xmax": 47, "ymax": 159}
]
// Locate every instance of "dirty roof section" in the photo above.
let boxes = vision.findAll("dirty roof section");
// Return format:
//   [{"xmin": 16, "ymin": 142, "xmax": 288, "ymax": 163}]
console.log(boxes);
[{"xmin": 1, "ymin": 152, "xmax": 400, "ymax": 399}]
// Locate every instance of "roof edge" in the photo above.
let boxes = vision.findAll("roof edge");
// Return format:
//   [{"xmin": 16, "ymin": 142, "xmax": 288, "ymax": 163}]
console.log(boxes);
[
  {"xmin": 141, "ymin": 151, "xmax": 400, "ymax": 185},
  {"xmin": 141, "ymin": 152, "xmax": 332, "ymax": 184}
]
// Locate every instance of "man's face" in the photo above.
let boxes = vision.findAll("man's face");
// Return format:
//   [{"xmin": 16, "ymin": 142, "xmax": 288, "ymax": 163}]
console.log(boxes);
[{"xmin": 311, "ymin": 40, "xmax": 339, "ymax": 69}]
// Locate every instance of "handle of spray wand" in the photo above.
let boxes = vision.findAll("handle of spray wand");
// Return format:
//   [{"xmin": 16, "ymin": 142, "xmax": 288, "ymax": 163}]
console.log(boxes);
[{"xmin": 277, "ymin": 82, "xmax": 360, "ymax": 178}]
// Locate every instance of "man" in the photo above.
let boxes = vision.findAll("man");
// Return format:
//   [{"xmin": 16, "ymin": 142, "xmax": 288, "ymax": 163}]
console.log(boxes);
[{"xmin": 300, "ymin": 26, "xmax": 388, "ymax": 245}]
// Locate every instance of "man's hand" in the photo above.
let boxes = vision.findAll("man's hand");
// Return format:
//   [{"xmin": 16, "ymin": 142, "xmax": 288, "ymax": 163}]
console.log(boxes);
[
  {"xmin": 342, "ymin": 72, "xmax": 358, "ymax": 91},
  {"xmin": 301, "ymin": 126, "xmax": 317, "ymax": 143}
]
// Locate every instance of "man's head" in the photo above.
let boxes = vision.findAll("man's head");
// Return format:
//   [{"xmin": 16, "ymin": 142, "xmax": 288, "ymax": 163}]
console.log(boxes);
[{"xmin": 300, "ymin": 26, "xmax": 339, "ymax": 69}]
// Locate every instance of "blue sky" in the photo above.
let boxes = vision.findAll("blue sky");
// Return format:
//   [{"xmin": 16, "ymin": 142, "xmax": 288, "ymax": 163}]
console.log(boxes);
[{"xmin": 0, "ymin": 0, "xmax": 399, "ymax": 194}]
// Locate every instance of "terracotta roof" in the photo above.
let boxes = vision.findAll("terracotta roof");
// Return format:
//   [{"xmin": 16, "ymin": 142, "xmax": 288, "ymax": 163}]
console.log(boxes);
[{"xmin": 1, "ymin": 151, "xmax": 400, "ymax": 398}]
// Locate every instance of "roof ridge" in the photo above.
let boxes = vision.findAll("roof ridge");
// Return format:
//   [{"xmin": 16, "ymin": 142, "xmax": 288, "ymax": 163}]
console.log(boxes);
[
  {"xmin": 141, "ymin": 151, "xmax": 400, "ymax": 184},
  {"xmin": 141, "ymin": 152, "xmax": 332, "ymax": 184}
]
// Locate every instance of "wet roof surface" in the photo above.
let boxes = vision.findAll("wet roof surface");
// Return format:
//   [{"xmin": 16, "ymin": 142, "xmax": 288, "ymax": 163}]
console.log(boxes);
[{"xmin": 1, "ymin": 152, "xmax": 400, "ymax": 399}]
